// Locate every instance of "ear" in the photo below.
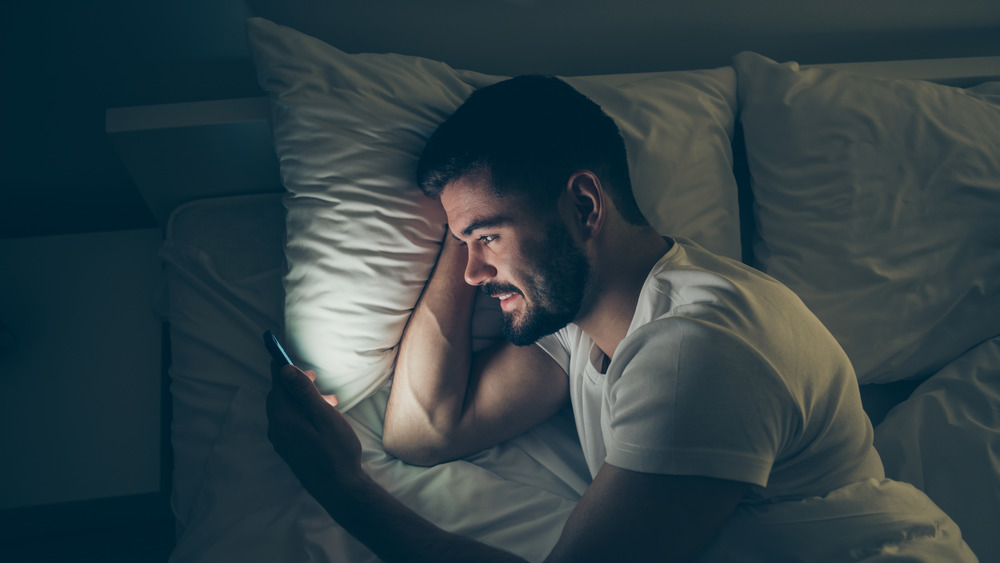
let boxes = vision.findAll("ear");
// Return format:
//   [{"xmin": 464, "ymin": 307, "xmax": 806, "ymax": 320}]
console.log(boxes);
[{"xmin": 564, "ymin": 171, "xmax": 605, "ymax": 240}]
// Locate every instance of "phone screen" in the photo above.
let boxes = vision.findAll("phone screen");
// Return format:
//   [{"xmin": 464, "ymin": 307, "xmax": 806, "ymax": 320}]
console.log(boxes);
[{"xmin": 263, "ymin": 330, "xmax": 294, "ymax": 366}]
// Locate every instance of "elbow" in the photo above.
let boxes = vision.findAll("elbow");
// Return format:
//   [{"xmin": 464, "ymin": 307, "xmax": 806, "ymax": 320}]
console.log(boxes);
[
  {"xmin": 382, "ymin": 419, "xmax": 455, "ymax": 467},
  {"xmin": 383, "ymin": 441, "xmax": 444, "ymax": 467}
]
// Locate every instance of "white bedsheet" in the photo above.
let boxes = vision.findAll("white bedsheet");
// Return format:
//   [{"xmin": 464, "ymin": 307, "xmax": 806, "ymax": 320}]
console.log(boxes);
[
  {"xmin": 875, "ymin": 336, "xmax": 1000, "ymax": 563},
  {"xmin": 161, "ymin": 193, "xmax": 986, "ymax": 562},
  {"xmin": 160, "ymin": 194, "xmax": 591, "ymax": 562}
]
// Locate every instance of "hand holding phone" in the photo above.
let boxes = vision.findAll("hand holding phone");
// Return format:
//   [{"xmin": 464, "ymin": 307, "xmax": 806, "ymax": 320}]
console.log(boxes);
[{"xmin": 263, "ymin": 330, "xmax": 294, "ymax": 366}]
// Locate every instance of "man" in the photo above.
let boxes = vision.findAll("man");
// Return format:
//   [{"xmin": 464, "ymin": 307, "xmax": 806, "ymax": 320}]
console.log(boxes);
[{"xmin": 267, "ymin": 76, "xmax": 975, "ymax": 561}]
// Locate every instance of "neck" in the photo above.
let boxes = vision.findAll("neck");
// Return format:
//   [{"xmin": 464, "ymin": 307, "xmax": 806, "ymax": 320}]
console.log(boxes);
[{"xmin": 575, "ymin": 226, "xmax": 672, "ymax": 361}]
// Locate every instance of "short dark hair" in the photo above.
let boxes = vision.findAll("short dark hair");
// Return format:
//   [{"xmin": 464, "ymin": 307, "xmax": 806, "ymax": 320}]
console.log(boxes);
[{"xmin": 416, "ymin": 75, "xmax": 647, "ymax": 225}]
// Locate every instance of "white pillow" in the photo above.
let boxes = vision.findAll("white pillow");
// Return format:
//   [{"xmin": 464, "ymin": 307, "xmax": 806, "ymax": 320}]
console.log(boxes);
[
  {"xmin": 735, "ymin": 51, "xmax": 1000, "ymax": 384},
  {"xmin": 247, "ymin": 16, "xmax": 740, "ymax": 411}
]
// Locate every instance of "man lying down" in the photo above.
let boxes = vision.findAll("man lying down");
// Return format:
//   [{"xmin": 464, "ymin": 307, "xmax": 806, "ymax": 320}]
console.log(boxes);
[{"xmin": 266, "ymin": 76, "xmax": 977, "ymax": 562}]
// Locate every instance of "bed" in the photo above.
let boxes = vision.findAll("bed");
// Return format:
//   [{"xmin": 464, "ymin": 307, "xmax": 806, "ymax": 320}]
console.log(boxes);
[{"xmin": 109, "ymin": 16, "xmax": 1000, "ymax": 563}]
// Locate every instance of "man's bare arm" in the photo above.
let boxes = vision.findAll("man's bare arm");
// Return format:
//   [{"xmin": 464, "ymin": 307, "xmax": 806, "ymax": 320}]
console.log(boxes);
[{"xmin": 383, "ymin": 235, "xmax": 568, "ymax": 465}]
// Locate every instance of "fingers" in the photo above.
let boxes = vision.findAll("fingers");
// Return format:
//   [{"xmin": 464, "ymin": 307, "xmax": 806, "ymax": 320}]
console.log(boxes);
[
  {"xmin": 303, "ymin": 370, "xmax": 338, "ymax": 406},
  {"xmin": 276, "ymin": 364, "xmax": 342, "ymax": 411},
  {"xmin": 274, "ymin": 364, "xmax": 340, "ymax": 407}
]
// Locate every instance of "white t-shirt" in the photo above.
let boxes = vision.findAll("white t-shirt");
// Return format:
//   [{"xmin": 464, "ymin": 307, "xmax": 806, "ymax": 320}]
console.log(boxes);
[
  {"xmin": 536, "ymin": 237, "xmax": 885, "ymax": 501},
  {"xmin": 536, "ymin": 238, "xmax": 977, "ymax": 560}
]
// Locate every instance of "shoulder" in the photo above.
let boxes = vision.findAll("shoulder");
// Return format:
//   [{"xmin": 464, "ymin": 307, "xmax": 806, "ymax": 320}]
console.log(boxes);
[
  {"xmin": 607, "ymin": 317, "xmax": 797, "ymax": 421},
  {"xmin": 613, "ymin": 316, "xmax": 772, "ymax": 376},
  {"xmin": 634, "ymin": 239, "xmax": 792, "ymax": 330}
]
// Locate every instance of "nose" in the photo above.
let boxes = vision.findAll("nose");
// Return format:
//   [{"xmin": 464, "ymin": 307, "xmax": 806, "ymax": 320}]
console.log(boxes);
[{"xmin": 464, "ymin": 245, "xmax": 497, "ymax": 286}]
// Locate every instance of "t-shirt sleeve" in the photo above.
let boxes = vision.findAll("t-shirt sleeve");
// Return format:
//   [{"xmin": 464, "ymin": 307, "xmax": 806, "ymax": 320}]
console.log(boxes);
[
  {"xmin": 535, "ymin": 327, "xmax": 573, "ymax": 375},
  {"xmin": 603, "ymin": 317, "xmax": 800, "ymax": 488}
]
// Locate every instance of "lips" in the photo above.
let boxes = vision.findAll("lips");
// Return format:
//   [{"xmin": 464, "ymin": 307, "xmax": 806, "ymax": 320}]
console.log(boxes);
[{"xmin": 494, "ymin": 292, "xmax": 521, "ymax": 311}]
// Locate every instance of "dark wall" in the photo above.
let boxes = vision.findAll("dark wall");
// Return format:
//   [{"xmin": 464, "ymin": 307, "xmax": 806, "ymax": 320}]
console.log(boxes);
[{"xmin": 3, "ymin": 0, "xmax": 999, "ymax": 238}]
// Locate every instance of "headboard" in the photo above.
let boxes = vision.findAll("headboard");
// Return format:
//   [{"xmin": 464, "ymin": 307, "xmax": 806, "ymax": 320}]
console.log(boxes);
[{"xmin": 106, "ymin": 56, "xmax": 1000, "ymax": 228}]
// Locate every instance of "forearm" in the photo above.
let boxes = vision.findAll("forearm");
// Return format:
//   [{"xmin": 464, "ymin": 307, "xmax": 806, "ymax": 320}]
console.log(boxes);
[
  {"xmin": 322, "ymin": 472, "xmax": 526, "ymax": 563},
  {"xmin": 385, "ymin": 236, "xmax": 478, "ymax": 457}
]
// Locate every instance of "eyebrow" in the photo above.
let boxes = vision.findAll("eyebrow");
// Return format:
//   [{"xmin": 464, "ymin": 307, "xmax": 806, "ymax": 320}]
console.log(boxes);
[{"xmin": 451, "ymin": 214, "xmax": 514, "ymax": 240}]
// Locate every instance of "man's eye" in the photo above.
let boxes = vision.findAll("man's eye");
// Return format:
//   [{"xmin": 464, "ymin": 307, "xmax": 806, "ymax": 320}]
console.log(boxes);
[{"xmin": 479, "ymin": 234, "xmax": 498, "ymax": 246}]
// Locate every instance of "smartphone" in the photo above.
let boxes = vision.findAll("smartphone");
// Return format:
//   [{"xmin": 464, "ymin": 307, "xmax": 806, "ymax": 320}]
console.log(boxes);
[{"xmin": 263, "ymin": 330, "xmax": 294, "ymax": 366}]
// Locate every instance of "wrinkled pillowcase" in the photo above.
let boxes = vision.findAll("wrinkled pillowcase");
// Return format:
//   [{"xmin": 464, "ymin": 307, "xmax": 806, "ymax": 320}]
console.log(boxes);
[{"xmin": 735, "ymin": 51, "xmax": 1000, "ymax": 384}]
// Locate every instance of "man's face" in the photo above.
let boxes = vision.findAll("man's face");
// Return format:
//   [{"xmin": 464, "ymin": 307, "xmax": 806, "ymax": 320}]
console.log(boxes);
[{"xmin": 440, "ymin": 176, "xmax": 591, "ymax": 346}]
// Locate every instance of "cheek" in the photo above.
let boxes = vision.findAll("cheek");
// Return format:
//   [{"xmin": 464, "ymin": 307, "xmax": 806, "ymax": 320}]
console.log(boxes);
[
  {"xmin": 488, "ymin": 249, "xmax": 526, "ymax": 292},
  {"xmin": 510, "ymin": 252, "xmax": 549, "ymax": 298}
]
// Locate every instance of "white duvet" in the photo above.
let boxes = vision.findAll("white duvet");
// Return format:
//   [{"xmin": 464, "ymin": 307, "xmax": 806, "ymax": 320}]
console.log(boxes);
[{"xmin": 875, "ymin": 336, "xmax": 1000, "ymax": 563}]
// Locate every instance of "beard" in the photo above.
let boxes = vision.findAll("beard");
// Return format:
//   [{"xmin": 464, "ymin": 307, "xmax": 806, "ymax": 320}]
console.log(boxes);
[{"xmin": 483, "ymin": 222, "xmax": 591, "ymax": 346}]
